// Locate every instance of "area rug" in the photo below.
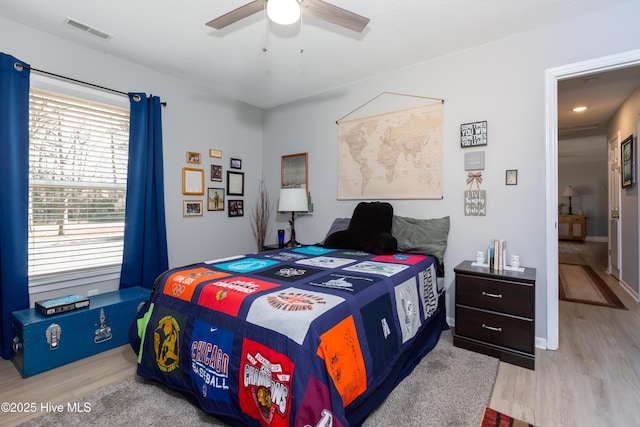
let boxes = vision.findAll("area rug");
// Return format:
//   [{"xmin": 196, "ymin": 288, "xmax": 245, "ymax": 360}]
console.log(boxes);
[
  {"xmin": 559, "ymin": 263, "xmax": 626, "ymax": 309},
  {"xmin": 480, "ymin": 407, "xmax": 535, "ymax": 427},
  {"xmin": 19, "ymin": 330, "xmax": 499, "ymax": 427}
]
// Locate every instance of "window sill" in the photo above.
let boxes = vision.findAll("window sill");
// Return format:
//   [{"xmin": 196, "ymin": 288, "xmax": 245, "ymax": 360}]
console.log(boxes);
[{"xmin": 29, "ymin": 267, "xmax": 121, "ymax": 295}]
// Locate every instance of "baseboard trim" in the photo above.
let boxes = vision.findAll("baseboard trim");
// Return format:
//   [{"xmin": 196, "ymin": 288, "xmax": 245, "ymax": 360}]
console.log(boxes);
[
  {"xmin": 585, "ymin": 236, "xmax": 608, "ymax": 242},
  {"xmin": 446, "ymin": 315, "xmax": 455, "ymax": 327},
  {"xmin": 619, "ymin": 279, "xmax": 639, "ymax": 302}
]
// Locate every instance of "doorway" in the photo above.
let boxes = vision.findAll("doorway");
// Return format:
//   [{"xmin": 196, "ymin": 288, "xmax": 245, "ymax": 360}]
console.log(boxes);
[{"xmin": 545, "ymin": 48, "xmax": 640, "ymax": 350}]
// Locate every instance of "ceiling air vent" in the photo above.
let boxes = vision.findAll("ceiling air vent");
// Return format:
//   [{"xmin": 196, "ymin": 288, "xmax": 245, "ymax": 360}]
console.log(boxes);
[
  {"xmin": 558, "ymin": 123, "xmax": 602, "ymax": 133},
  {"xmin": 65, "ymin": 17, "xmax": 113, "ymax": 40}
]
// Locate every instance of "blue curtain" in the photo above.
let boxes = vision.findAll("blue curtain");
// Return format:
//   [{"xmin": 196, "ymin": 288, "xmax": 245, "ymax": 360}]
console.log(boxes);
[
  {"xmin": 0, "ymin": 53, "xmax": 30, "ymax": 359},
  {"xmin": 119, "ymin": 93, "xmax": 168, "ymax": 289}
]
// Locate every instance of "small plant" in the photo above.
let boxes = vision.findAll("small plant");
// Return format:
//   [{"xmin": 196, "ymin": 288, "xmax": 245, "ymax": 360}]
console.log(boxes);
[
  {"xmin": 558, "ymin": 202, "xmax": 566, "ymax": 214},
  {"xmin": 251, "ymin": 178, "xmax": 271, "ymax": 251}
]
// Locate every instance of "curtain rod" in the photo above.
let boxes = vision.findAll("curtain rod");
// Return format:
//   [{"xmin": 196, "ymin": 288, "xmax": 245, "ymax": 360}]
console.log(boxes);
[{"xmin": 22, "ymin": 65, "xmax": 167, "ymax": 107}]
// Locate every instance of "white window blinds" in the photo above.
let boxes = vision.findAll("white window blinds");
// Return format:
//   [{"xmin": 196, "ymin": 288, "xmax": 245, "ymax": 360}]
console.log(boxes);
[{"xmin": 28, "ymin": 88, "xmax": 130, "ymax": 284}]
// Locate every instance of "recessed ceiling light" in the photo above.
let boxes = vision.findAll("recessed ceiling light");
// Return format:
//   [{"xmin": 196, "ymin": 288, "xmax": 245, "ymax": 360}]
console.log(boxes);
[{"xmin": 573, "ymin": 106, "xmax": 588, "ymax": 112}]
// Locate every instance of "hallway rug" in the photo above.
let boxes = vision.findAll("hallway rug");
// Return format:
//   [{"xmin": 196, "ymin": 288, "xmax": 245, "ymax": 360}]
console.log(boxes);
[
  {"xmin": 559, "ymin": 263, "xmax": 626, "ymax": 309},
  {"xmin": 480, "ymin": 407, "xmax": 535, "ymax": 427}
]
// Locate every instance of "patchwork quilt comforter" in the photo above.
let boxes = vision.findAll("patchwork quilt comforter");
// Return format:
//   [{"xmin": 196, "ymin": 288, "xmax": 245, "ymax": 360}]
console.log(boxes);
[{"xmin": 129, "ymin": 245, "xmax": 447, "ymax": 427}]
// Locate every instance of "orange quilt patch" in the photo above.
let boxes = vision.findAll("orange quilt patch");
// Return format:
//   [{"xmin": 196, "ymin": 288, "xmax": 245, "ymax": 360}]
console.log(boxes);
[
  {"xmin": 163, "ymin": 267, "xmax": 230, "ymax": 302},
  {"xmin": 317, "ymin": 315, "xmax": 367, "ymax": 406}
]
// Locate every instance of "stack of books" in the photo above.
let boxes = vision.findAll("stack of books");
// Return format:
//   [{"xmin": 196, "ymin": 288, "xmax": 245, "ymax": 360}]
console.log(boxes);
[
  {"xmin": 35, "ymin": 295, "xmax": 90, "ymax": 316},
  {"xmin": 488, "ymin": 239, "xmax": 506, "ymax": 271}
]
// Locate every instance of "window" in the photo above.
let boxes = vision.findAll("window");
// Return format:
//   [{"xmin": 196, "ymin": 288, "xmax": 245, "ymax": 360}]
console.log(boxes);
[{"xmin": 28, "ymin": 87, "xmax": 130, "ymax": 286}]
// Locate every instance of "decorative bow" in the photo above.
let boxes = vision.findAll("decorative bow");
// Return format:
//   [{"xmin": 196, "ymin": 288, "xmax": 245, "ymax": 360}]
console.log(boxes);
[{"xmin": 467, "ymin": 172, "xmax": 483, "ymax": 190}]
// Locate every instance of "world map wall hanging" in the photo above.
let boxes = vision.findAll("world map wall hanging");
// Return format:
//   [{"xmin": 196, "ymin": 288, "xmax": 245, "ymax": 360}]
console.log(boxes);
[{"xmin": 336, "ymin": 94, "xmax": 443, "ymax": 200}]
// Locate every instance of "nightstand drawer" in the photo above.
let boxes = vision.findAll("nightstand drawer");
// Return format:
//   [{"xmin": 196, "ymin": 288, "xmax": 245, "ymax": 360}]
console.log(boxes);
[
  {"xmin": 455, "ymin": 306, "xmax": 534, "ymax": 353},
  {"xmin": 456, "ymin": 274, "xmax": 534, "ymax": 318}
]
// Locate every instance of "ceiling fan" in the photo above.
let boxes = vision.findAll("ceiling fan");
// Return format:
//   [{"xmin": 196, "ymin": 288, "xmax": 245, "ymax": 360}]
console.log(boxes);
[{"xmin": 206, "ymin": 0, "xmax": 370, "ymax": 33}]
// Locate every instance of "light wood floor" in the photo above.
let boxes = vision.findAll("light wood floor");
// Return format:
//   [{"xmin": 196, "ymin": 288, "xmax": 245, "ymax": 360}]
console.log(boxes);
[
  {"xmin": 490, "ymin": 240, "xmax": 640, "ymax": 426},
  {"xmin": 1, "ymin": 241, "xmax": 637, "ymax": 426},
  {"xmin": 0, "ymin": 344, "xmax": 138, "ymax": 426}
]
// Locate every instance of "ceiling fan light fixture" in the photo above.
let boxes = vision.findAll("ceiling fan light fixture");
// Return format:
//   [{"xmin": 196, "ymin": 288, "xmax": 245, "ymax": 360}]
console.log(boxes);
[{"xmin": 267, "ymin": 0, "xmax": 301, "ymax": 25}]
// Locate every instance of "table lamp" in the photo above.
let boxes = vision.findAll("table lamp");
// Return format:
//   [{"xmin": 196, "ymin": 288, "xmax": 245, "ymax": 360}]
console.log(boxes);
[
  {"xmin": 562, "ymin": 186, "xmax": 579, "ymax": 215},
  {"xmin": 278, "ymin": 188, "xmax": 308, "ymax": 247}
]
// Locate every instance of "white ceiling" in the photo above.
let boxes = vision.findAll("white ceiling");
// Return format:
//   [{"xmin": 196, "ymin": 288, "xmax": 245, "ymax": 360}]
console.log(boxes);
[
  {"xmin": 558, "ymin": 66, "xmax": 640, "ymax": 140},
  {"xmin": 1, "ymin": 0, "xmax": 636, "ymax": 113}
]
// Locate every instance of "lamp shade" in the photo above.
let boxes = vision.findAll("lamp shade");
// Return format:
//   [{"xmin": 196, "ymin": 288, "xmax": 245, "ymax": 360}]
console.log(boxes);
[
  {"xmin": 267, "ymin": 0, "xmax": 301, "ymax": 25},
  {"xmin": 562, "ymin": 186, "xmax": 579, "ymax": 197},
  {"xmin": 278, "ymin": 188, "xmax": 308, "ymax": 212}
]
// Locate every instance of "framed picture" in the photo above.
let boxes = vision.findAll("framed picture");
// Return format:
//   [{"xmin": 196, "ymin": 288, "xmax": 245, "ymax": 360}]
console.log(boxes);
[
  {"xmin": 230, "ymin": 158, "xmax": 242, "ymax": 169},
  {"xmin": 209, "ymin": 149, "xmax": 222, "ymax": 158},
  {"xmin": 464, "ymin": 151, "xmax": 485, "ymax": 171},
  {"xmin": 228, "ymin": 199, "xmax": 244, "ymax": 217},
  {"xmin": 207, "ymin": 188, "xmax": 225, "ymax": 211},
  {"xmin": 211, "ymin": 164, "xmax": 222, "ymax": 181},
  {"xmin": 460, "ymin": 121, "xmax": 488, "ymax": 148},
  {"xmin": 227, "ymin": 171, "xmax": 244, "ymax": 196},
  {"xmin": 281, "ymin": 152, "xmax": 308, "ymax": 193},
  {"xmin": 186, "ymin": 151, "xmax": 201, "ymax": 164},
  {"xmin": 506, "ymin": 169, "xmax": 518, "ymax": 185},
  {"xmin": 183, "ymin": 200, "xmax": 203, "ymax": 217},
  {"xmin": 621, "ymin": 134, "xmax": 634, "ymax": 188},
  {"xmin": 182, "ymin": 168, "xmax": 204, "ymax": 195}
]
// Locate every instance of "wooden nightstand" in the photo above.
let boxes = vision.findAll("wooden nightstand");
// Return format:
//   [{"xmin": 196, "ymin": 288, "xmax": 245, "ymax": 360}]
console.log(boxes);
[
  {"xmin": 453, "ymin": 260, "xmax": 536, "ymax": 370},
  {"xmin": 261, "ymin": 244, "xmax": 283, "ymax": 251},
  {"xmin": 261, "ymin": 244, "xmax": 304, "ymax": 251}
]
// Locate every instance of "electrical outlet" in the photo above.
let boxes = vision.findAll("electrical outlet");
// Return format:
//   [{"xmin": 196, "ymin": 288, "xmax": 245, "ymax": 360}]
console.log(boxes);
[{"xmin": 87, "ymin": 289, "xmax": 99, "ymax": 296}]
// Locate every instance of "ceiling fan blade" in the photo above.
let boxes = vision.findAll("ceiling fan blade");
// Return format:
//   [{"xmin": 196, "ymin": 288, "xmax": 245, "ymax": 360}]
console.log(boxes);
[
  {"xmin": 205, "ymin": 0, "xmax": 265, "ymax": 29},
  {"xmin": 302, "ymin": 0, "xmax": 370, "ymax": 32}
]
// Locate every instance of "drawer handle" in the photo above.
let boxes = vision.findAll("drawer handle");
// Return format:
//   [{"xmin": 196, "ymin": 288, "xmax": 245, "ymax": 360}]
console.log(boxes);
[
  {"xmin": 482, "ymin": 324, "xmax": 503, "ymax": 332},
  {"xmin": 482, "ymin": 291, "xmax": 503, "ymax": 299}
]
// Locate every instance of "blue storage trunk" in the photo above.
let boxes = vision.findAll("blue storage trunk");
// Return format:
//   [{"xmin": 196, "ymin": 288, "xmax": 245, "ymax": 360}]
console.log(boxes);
[{"xmin": 11, "ymin": 287, "xmax": 150, "ymax": 377}]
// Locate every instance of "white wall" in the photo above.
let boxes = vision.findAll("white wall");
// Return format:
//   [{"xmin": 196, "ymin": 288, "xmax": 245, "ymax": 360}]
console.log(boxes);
[
  {"xmin": 262, "ymin": 1, "xmax": 640, "ymax": 343},
  {"xmin": 609, "ymin": 84, "xmax": 640, "ymax": 299},
  {"xmin": 0, "ymin": 17, "xmax": 264, "ymax": 301},
  {"xmin": 558, "ymin": 160, "xmax": 608, "ymax": 237}
]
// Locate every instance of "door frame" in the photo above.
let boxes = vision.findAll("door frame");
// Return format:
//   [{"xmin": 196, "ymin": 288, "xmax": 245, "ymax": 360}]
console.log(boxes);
[
  {"xmin": 608, "ymin": 132, "xmax": 621, "ymax": 279},
  {"xmin": 545, "ymin": 49, "xmax": 640, "ymax": 350}
]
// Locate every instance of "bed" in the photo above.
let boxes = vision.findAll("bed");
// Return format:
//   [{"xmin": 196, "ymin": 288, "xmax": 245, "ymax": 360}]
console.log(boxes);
[{"xmin": 129, "ymin": 207, "xmax": 450, "ymax": 427}]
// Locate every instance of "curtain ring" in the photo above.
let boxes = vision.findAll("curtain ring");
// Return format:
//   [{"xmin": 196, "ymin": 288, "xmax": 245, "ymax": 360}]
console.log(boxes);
[
  {"xmin": 132, "ymin": 94, "xmax": 142, "ymax": 102},
  {"xmin": 14, "ymin": 62, "xmax": 24, "ymax": 72}
]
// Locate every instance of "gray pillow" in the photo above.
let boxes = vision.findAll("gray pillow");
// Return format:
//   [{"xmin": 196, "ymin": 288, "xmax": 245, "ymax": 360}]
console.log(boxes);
[
  {"xmin": 321, "ymin": 217, "xmax": 351, "ymax": 244},
  {"xmin": 392, "ymin": 215, "xmax": 450, "ymax": 262}
]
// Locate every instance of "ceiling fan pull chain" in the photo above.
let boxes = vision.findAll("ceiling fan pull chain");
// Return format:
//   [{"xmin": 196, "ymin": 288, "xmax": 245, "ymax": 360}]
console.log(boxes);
[
  {"xmin": 299, "ymin": 4, "xmax": 304, "ymax": 54},
  {"xmin": 263, "ymin": 1, "xmax": 269, "ymax": 52}
]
